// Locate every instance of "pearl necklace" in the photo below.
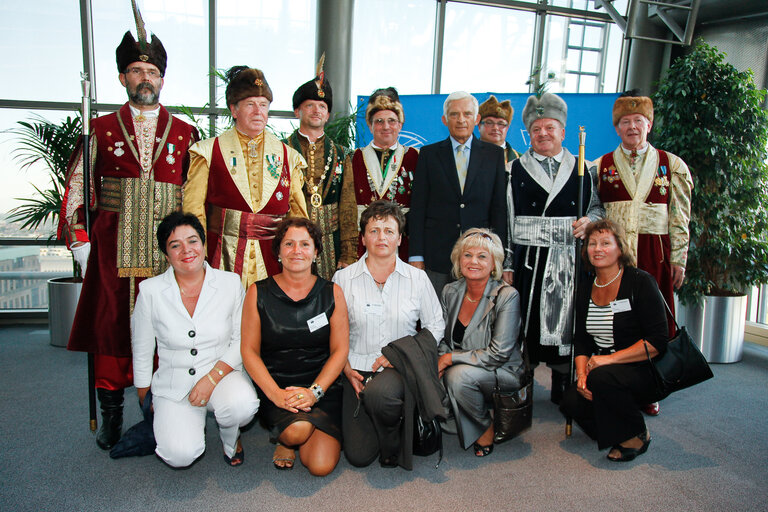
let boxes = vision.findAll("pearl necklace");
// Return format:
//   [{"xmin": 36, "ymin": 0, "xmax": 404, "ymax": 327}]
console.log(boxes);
[{"xmin": 594, "ymin": 267, "xmax": 623, "ymax": 288}]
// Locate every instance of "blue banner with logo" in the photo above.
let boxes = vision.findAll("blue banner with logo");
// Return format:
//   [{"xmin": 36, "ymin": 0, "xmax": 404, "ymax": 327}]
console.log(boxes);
[{"xmin": 355, "ymin": 92, "xmax": 621, "ymax": 161}]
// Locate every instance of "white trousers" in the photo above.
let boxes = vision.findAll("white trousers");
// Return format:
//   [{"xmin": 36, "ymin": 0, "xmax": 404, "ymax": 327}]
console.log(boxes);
[{"xmin": 152, "ymin": 370, "xmax": 259, "ymax": 468}]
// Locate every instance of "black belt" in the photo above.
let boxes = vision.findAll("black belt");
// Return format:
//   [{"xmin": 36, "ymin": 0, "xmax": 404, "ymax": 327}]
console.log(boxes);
[{"xmin": 596, "ymin": 347, "xmax": 614, "ymax": 355}]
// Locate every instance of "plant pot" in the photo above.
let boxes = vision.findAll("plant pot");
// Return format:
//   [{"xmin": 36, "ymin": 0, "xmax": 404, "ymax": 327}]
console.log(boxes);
[
  {"xmin": 675, "ymin": 294, "xmax": 747, "ymax": 364},
  {"xmin": 48, "ymin": 277, "xmax": 83, "ymax": 348}
]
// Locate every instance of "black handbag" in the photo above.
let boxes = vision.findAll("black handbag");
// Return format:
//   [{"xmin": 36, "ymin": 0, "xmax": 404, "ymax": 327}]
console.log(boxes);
[
  {"xmin": 493, "ymin": 338, "xmax": 533, "ymax": 444},
  {"xmin": 644, "ymin": 298, "xmax": 714, "ymax": 398},
  {"xmin": 413, "ymin": 414, "xmax": 442, "ymax": 463}
]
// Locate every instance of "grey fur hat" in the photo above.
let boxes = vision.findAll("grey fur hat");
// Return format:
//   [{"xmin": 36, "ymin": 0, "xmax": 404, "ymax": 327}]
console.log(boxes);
[{"xmin": 522, "ymin": 92, "xmax": 567, "ymax": 132}]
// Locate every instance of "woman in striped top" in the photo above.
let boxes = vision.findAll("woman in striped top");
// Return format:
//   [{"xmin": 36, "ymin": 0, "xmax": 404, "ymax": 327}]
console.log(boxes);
[{"xmin": 560, "ymin": 219, "xmax": 668, "ymax": 462}]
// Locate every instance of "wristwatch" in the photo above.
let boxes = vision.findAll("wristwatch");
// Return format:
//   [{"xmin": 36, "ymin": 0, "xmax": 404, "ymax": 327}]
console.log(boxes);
[{"xmin": 309, "ymin": 383, "xmax": 324, "ymax": 401}]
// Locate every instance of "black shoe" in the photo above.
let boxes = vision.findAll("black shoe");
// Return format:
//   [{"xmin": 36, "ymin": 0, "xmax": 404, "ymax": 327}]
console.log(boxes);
[
  {"xmin": 607, "ymin": 431, "xmax": 651, "ymax": 462},
  {"xmin": 550, "ymin": 370, "xmax": 570, "ymax": 405},
  {"xmin": 96, "ymin": 388, "xmax": 124, "ymax": 450}
]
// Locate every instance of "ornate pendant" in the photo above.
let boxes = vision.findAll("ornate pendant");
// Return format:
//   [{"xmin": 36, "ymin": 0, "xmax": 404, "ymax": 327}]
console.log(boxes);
[
  {"xmin": 114, "ymin": 141, "xmax": 125, "ymax": 157},
  {"xmin": 311, "ymin": 192, "xmax": 322, "ymax": 207}
]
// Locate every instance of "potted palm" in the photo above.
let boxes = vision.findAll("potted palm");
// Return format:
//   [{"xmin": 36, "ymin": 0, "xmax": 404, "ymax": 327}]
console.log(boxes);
[
  {"xmin": 652, "ymin": 42, "xmax": 768, "ymax": 363},
  {"xmin": 8, "ymin": 114, "xmax": 83, "ymax": 347}
]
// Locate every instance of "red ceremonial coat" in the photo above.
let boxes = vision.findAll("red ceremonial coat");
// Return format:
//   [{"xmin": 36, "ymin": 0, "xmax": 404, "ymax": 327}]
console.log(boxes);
[{"xmin": 59, "ymin": 103, "xmax": 198, "ymax": 358}]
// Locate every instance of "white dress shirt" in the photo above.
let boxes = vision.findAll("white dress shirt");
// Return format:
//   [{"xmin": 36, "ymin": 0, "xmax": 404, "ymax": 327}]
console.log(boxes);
[{"xmin": 333, "ymin": 253, "xmax": 445, "ymax": 372}]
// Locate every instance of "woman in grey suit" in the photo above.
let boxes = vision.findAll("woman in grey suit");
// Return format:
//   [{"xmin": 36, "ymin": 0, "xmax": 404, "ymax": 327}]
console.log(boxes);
[{"xmin": 437, "ymin": 228, "xmax": 523, "ymax": 456}]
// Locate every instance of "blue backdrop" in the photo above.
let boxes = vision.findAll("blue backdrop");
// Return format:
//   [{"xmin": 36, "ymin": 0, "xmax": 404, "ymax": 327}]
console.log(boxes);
[{"xmin": 355, "ymin": 92, "xmax": 621, "ymax": 161}]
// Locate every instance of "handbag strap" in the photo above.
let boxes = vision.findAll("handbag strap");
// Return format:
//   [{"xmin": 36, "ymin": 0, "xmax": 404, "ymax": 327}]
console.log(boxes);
[{"xmin": 630, "ymin": 276, "xmax": 680, "ymax": 332}]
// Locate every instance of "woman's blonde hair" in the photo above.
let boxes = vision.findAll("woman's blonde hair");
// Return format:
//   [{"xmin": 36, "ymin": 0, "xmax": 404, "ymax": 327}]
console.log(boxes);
[{"xmin": 450, "ymin": 228, "xmax": 504, "ymax": 280}]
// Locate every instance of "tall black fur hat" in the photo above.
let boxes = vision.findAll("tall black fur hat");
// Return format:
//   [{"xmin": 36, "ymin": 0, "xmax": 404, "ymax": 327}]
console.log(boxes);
[
  {"xmin": 115, "ymin": 0, "xmax": 167, "ymax": 75},
  {"xmin": 292, "ymin": 53, "xmax": 333, "ymax": 111}
]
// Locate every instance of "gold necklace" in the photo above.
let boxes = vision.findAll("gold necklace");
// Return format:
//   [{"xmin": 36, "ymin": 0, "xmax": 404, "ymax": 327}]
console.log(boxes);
[{"xmin": 464, "ymin": 294, "xmax": 481, "ymax": 303}]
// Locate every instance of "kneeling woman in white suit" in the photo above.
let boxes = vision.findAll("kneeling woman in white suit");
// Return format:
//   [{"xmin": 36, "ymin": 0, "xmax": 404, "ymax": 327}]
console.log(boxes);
[{"xmin": 132, "ymin": 212, "xmax": 259, "ymax": 468}]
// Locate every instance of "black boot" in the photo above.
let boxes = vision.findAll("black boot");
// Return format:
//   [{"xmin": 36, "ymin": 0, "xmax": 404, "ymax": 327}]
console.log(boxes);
[
  {"xmin": 550, "ymin": 370, "xmax": 570, "ymax": 405},
  {"xmin": 96, "ymin": 388, "xmax": 124, "ymax": 450}
]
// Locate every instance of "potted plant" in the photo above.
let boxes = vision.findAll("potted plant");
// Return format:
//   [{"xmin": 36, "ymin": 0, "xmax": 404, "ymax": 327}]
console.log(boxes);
[
  {"xmin": 8, "ymin": 113, "xmax": 84, "ymax": 347},
  {"xmin": 652, "ymin": 41, "xmax": 768, "ymax": 362}
]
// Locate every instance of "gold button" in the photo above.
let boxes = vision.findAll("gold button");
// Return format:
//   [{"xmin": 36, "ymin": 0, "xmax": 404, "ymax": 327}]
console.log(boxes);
[{"xmin": 106, "ymin": 131, "xmax": 112, "ymax": 137}]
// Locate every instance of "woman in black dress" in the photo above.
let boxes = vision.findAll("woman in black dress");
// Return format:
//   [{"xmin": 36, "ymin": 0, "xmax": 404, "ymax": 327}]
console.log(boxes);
[{"xmin": 241, "ymin": 217, "xmax": 349, "ymax": 475}]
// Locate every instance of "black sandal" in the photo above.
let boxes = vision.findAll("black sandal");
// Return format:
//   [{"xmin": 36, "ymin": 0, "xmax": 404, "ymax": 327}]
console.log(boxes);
[
  {"xmin": 607, "ymin": 432, "xmax": 651, "ymax": 462},
  {"xmin": 473, "ymin": 442, "xmax": 494, "ymax": 457}
]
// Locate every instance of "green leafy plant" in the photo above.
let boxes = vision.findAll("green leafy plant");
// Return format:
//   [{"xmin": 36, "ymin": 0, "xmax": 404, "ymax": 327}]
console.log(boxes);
[
  {"xmin": 8, "ymin": 114, "xmax": 81, "ymax": 233},
  {"xmin": 652, "ymin": 41, "xmax": 768, "ymax": 304},
  {"xmin": 7, "ymin": 114, "xmax": 82, "ymax": 276}
]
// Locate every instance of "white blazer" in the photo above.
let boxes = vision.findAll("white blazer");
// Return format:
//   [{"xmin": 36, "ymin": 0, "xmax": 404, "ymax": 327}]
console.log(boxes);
[{"xmin": 131, "ymin": 262, "xmax": 246, "ymax": 402}]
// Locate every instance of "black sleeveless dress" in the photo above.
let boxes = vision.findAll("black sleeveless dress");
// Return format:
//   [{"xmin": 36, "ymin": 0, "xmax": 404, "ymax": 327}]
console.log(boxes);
[{"xmin": 255, "ymin": 276, "xmax": 342, "ymax": 442}]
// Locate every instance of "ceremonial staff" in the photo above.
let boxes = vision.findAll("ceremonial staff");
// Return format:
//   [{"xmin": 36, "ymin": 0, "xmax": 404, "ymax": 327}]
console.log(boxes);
[
  {"xmin": 566, "ymin": 126, "xmax": 586, "ymax": 437},
  {"xmin": 80, "ymin": 73, "xmax": 97, "ymax": 432}
]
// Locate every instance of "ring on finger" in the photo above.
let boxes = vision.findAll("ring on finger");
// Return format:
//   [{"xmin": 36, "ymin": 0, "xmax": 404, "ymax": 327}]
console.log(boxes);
[{"xmin": 297, "ymin": 393, "xmax": 304, "ymax": 399}]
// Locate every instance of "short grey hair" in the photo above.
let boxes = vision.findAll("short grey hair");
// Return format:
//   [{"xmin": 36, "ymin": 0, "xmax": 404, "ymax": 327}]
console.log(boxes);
[
  {"xmin": 443, "ymin": 91, "xmax": 479, "ymax": 118},
  {"xmin": 450, "ymin": 227, "xmax": 505, "ymax": 280}
]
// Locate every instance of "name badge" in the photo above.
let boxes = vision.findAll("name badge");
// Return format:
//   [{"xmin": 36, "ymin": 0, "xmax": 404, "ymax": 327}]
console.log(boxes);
[
  {"xmin": 610, "ymin": 298, "xmax": 632, "ymax": 313},
  {"xmin": 363, "ymin": 302, "xmax": 384, "ymax": 316},
  {"xmin": 307, "ymin": 312, "xmax": 329, "ymax": 332}
]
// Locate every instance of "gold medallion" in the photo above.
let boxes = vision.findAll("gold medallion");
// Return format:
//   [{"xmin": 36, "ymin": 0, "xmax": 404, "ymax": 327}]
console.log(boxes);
[{"xmin": 310, "ymin": 192, "xmax": 322, "ymax": 208}]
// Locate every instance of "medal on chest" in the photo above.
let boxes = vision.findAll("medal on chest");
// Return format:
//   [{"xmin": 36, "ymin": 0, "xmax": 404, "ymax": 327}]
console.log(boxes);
[
  {"xmin": 655, "ymin": 165, "xmax": 669, "ymax": 195},
  {"xmin": 165, "ymin": 143, "xmax": 176, "ymax": 165},
  {"xmin": 602, "ymin": 164, "xmax": 621, "ymax": 188}
]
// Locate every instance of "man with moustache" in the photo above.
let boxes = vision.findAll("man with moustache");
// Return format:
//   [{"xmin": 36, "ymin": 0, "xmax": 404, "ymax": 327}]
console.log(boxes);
[
  {"xmin": 409, "ymin": 91, "xmax": 508, "ymax": 294},
  {"xmin": 283, "ymin": 57, "xmax": 354, "ymax": 278},
  {"xmin": 59, "ymin": 21, "xmax": 199, "ymax": 450},
  {"xmin": 183, "ymin": 66, "xmax": 308, "ymax": 288},
  {"xmin": 505, "ymin": 92, "xmax": 603, "ymax": 405},
  {"xmin": 593, "ymin": 93, "xmax": 693, "ymax": 417}
]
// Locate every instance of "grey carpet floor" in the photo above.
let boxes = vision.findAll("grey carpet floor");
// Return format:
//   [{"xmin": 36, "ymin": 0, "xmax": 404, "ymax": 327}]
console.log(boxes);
[{"xmin": 1, "ymin": 325, "xmax": 766, "ymax": 512}]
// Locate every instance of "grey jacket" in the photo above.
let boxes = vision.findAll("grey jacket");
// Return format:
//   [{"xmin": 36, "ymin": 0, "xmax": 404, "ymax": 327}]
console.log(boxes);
[{"xmin": 439, "ymin": 278, "xmax": 524, "ymax": 379}]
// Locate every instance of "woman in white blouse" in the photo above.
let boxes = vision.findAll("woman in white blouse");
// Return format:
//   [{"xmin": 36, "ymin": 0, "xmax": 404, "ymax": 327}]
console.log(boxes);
[
  {"xmin": 333, "ymin": 200, "xmax": 444, "ymax": 469},
  {"xmin": 132, "ymin": 212, "xmax": 259, "ymax": 468}
]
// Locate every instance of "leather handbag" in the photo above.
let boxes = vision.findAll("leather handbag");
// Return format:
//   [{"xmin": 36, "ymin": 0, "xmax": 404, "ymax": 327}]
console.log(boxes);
[
  {"xmin": 412, "ymin": 414, "xmax": 442, "ymax": 462},
  {"xmin": 643, "ymin": 298, "xmax": 713, "ymax": 398},
  {"xmin": 493, "ymin": 339, "xmax": 533, "ymax": 444}
]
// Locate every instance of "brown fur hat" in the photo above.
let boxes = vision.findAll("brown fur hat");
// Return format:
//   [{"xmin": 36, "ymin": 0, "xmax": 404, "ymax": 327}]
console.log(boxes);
[
  {"xmin": 479, "ymin": 95, "xmax": 513, "ymax": 123},
  {"xmin": 612, "ymin": 95, "xmax": 654, "ymax": 126},
  {"xmin": 365, "ymin": 87, "xmax": 405, "ymax": 125},
  {"xmin": 522, "ymin": 92, "xmax": 567, "ymax": 132},
  {"xmin": 115, "ymin": 31, "xmax": 167, "ymax": 76},
  {"xmin": 225, "ymin": 66, "xmax": 273, "ymax": 108}
]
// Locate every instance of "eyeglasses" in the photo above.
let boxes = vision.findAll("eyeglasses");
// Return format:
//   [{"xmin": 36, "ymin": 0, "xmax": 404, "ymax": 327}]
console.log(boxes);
[
  {"xmin": 480, "ymin": 120, "xmax": 508, "ymax": 128},
  {"xmin": 126, "ymin": 67, "xmax": 161, "ymax": 78},
  {"xmin": 372, "ymin": 118, "xmax": 400, "ymax": 126}
]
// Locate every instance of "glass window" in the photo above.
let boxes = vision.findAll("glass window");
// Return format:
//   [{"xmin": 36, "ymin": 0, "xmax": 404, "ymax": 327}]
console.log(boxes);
[
  {"xmin": 544, "ymin": 14, "xmax": 619, "ymax": 93},
  {"xmin": 0, "ymin": 108, "xmax": 73, "ymax": 236},
  {"xmin": 441, "ymin": 3, "xmax": 536, "ymax": 93},
  {"xmin": 551, "ymin": 0, "xmax": 628, "ymax": 16},
  {"xmin": 0, "ymin": 1, "xmax": 82, "ymax": 102},
  {"xmin": 351, "ymin": 0, "xmax": 436, "ymax": 99},
  {"xmin": 217, "ymin": 0, "xmax": 316, "ymax": 112},
  {"xmin": 91, "ymin": 1, "xmax": 209, "ymax": 109}
]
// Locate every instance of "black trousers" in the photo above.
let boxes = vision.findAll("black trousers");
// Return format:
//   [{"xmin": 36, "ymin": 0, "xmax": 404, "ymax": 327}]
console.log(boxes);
[
  {"xmin": 560, "ymin": 362, "xmax": 660, "ymax": 449},
  {"xmin": 342, "ymin": 368, "xmax": 405, "ymax": 467}
]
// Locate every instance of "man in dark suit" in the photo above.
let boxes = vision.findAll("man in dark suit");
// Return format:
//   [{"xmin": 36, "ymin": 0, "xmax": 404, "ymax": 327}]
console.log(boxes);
[{"xmin": 409, "ymin": 91, "xmax": 508, "ymax": 294}]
